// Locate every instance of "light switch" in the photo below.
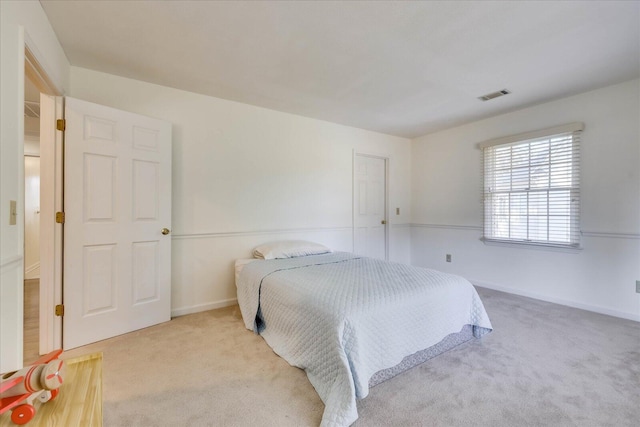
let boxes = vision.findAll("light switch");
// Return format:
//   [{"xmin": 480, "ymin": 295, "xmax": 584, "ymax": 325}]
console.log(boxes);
[
  {"xmin": 396, "ymin": 207, "xmax": 400, "ymax": 215},
  {"xmin": 9, "ymin": 200, "xmax": 17, "ymax": 225}
]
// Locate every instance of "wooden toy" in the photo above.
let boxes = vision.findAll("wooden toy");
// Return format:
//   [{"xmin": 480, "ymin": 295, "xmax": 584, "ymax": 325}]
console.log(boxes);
[{"xmin": 0, "ymin": 349, "xmax": 65, "ymax": 425}]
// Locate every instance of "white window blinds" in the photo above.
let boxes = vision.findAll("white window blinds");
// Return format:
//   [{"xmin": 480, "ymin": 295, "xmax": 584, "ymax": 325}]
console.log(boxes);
[{"xmin": 480, "ymin": 123, "xmax": 583, "ymax": 248}]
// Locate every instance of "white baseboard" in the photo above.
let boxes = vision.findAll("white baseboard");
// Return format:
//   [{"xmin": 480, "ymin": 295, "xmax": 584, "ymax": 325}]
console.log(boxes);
[
  {"xmin": 24, "ymin": 262, "xmax": 40, "ymax": 280},
  {"xmin": 472, "ymin": 280, "xmax": 640, "ymax": 323},
  {"xmin": 171, "ymin": 298, "xmax": 238, "ymax": 318}
]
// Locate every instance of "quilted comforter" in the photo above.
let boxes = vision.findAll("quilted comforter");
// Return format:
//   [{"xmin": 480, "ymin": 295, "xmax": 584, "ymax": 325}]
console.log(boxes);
[{"xmin": 236, "ymin": 252, "xmax": 492, "ymax": 426}]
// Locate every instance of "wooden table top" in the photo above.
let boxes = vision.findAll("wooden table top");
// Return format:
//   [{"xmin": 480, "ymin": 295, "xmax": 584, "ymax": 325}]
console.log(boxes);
[{"xmin": 1, "ymin": 352, "xmax": 103, "ymax": 427}]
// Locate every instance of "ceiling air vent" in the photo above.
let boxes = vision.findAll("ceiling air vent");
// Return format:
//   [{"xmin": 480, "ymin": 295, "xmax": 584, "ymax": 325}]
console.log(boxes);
[{"xmin": 478, "ymin": 89, "xmax": 510, "ymax": 102}]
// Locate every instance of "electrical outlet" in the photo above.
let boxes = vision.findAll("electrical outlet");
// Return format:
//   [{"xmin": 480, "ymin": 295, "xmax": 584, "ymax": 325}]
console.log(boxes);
[
  {"xmin": 636, "ymin": 280, "xmax": 640, "ymax": 294},
  {"xmin": 446, "ymin": 254, "xmax": 451, "ymax": 263}
]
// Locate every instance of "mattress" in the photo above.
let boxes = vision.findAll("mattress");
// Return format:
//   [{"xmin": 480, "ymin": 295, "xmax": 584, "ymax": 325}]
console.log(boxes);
[{"xmin": 236, "ymin": 252, "xmax": 492, "ymax": 426}]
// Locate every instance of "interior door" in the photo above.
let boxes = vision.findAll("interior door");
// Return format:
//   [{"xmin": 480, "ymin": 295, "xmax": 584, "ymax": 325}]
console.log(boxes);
[
  {"xmin": 63, "ymin": 97, "xmax": 172, "ymax": 350},
  {"xmin": 353, "ymin": 154, "xmax": 387, "ymax": 260}
]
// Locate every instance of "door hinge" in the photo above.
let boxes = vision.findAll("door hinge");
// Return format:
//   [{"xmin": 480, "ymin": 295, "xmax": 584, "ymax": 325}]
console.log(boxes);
[
  {"xmin": 56, "ymin": 119, "xmax": 66, "ymax": 131},
  {"xmin": 55, "ymin": 211, "xmax": 65, "ymax": 224},
  {"xmin": 55, "ymin": 304, "xmax": 64, "ymax": 316}
]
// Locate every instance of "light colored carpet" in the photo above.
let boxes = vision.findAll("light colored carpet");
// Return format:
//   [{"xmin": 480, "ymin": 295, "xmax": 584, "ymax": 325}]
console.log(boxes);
[{"xmin": 61, "ymin": 288, "xmax": 640, "ymax": 426}]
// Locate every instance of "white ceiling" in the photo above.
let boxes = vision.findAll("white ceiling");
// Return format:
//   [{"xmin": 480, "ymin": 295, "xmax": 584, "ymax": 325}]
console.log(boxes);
[{"xmin": 41, "ymin": 1, "xmax": 639, "ymax": 138}]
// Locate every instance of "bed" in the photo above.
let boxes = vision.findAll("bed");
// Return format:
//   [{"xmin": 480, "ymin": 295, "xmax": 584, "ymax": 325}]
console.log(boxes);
[{"xmin": 235, "ymin": 241, "xmax": 492, "ymax": 427}]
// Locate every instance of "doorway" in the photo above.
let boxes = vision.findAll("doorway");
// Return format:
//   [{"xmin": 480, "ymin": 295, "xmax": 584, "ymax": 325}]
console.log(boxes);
[
  {"xmin": 21, "ymin": 50, "xmax": 173, "ymax": 354},
  {"xmin": 24, "ymin": 45, "xmax": 64, "ymax": 362},
  {"xmin": 23, "ymin": 74, "xmax": 41, "ymax": 364}
]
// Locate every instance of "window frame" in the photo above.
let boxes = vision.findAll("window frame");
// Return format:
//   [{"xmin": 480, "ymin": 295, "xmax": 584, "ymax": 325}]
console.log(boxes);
[{"xmin": 479, "ymin": 123, "xmax": 584, "ymax": 251}]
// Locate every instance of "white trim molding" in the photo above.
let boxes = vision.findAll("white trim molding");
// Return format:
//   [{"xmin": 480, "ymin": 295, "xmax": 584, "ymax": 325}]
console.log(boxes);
[
  {"xmin": 391, "ymin": 223, "xmax": 411, "ymax": 229},
  {"xmin": 1, "ymin": 255, "xmax": 23, "ymax": 269},
  {"xmin": 172, "ymin": 226, "xmax": 353, "ymax": 240},
  {"xmin": 411, "ymin": 223, "xmax": 640, "ymax": 241},
  {"xmin": 472, "ymin": 280, "xmax": 640, "ymax": 323},
  {"xmin": 581, "ymin": 231, "xmax": 640, "ymax": 240},
  {"xmin": 171, "ymin": 298, "xmax": 238, "ymax": 317},
  {"xmin": 477, "ymin": 122, "xmax": 584, "ymax": 149},
  {"xmin": 411, "ymin": 223, "xmax": 482, "ymax": 231},
  {"xmin": 24, "ymin": 261, "xmax": 40, "ymax": 275},
  {"xmin": 480, "ymin": 238, "xmax": 582, "ymax": 254}
]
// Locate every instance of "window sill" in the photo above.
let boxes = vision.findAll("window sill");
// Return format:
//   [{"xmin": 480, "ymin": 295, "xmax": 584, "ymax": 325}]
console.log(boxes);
[{"xmin": 481, "ymin": 238, "xmax": 583, "ymax": 253}]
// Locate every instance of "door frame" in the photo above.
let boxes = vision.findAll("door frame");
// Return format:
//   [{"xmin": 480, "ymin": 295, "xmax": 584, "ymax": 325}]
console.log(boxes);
[
  {"xmin": 25, "ymin": 39, "xmax": 64, "ymax": 355},
  {"xmin": 352, "ymin": 150, "xmax": 390, "ymax": 261}
]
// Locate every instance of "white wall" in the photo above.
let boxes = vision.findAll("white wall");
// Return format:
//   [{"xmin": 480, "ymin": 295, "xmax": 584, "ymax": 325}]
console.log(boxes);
[
  {"xmin": 3, "ymin": 6, "xmax": 634, "ymax": 376},
  {"xmin": 411, "ymin": 79, "xmax": 640, "ymax": 321},
  {"xmin": 0, "ymin": 0, "xmax": 70, "ymax": 371},
  {"xmin": 69, "ymin": 67, "xmax": 412, "ymax": 316}
]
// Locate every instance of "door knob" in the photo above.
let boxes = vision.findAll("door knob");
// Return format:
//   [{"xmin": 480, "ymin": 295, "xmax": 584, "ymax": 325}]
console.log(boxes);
[
  {"xmin": 161, "ymin": 228, "xmax": 171, "ymax": 235},
  {"xmin": 381, "ymin": 220, "xmax": 387, "ymax": 225}
]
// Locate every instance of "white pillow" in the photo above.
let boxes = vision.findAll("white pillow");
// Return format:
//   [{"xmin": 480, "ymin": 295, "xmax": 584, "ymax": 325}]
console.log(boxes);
[
  {"xmin": 234, "ymin": 258, "xmax": 258, "ymax": 286},
  {"xmin": 252, "ymin": 240, "xmax": 332, "ymax": 260}
]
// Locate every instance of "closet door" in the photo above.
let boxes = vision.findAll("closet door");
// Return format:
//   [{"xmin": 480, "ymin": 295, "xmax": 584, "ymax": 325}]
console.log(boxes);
[{"xmin": 354, "ymin": 154, "xmax": 387, "ymax": 260}]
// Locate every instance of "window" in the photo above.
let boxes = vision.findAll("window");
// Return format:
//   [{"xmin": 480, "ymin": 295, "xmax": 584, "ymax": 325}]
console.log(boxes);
[{"xmin": 480, "ymin": 123, "xmax": 583, "ymax": 249}]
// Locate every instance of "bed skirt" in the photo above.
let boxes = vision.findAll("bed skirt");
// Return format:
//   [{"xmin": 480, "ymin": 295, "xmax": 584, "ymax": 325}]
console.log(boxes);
[{"xmin": 369, "ymin": 325, "xmax": 474, "ymax": 387}]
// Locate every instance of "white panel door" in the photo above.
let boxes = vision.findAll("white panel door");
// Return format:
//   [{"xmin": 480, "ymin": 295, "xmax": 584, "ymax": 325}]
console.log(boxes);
[
  {"xmin": 63, "ymin": 97, "xmax": 172, "ymax": 350},
  {"xmin": 353, "ymin": 154, "xmax": 387, "ymax": 259}
]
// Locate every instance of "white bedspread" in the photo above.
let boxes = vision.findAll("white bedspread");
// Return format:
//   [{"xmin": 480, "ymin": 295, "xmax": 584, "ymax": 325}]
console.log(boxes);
[{"xmin": 236, "ymin": 252, "xmax": 492, "ymax": 426}]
